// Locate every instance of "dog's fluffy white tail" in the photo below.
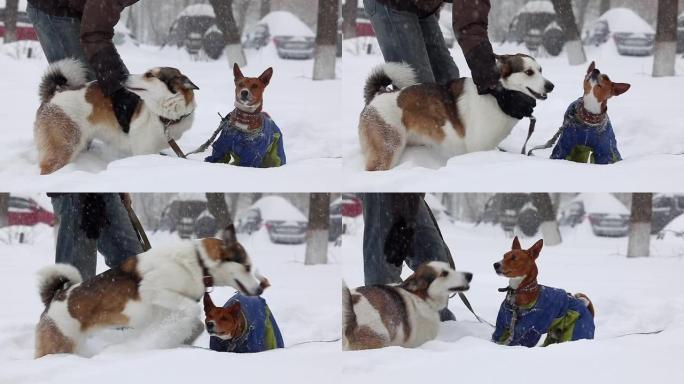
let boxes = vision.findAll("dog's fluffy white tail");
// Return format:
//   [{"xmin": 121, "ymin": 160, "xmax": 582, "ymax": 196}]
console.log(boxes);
[
  {"xmin": 37, "ymin": 264, "xmax": 82, "ymax": 306},
  {"xmin": 39, "ymin": 58, "xmax": 88, "ymax": 104},
  {"xmin": 363, "ymin": 62, "xmax": 417, "ymax": 105}
]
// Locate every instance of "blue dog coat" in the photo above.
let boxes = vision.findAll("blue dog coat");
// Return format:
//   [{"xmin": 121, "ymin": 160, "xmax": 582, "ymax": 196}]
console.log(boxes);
[
  {"xmin": 492, "ymin": 285, "xmax": 595, "ymax": 347},
  {"xmin": 209, "ymin": 293, "xmax": 284, "ymax": 353},
  {"xmin": 205, "ymin": 113, "xmax": 286, "ymax": 167},
  {"xmin": 550, "ymin": 98, "xmax": 621, "ymax": 164}
]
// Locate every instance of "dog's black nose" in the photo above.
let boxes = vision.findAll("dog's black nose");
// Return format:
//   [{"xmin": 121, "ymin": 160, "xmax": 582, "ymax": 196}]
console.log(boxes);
[
  {"xmin": 493, "ymin": 262, "xmax": 501, "ymax": 271},
  {"xmin": 240, "ymin": 90, "xmax": 249, "ymax": 99},
  {"xmin": 206, "ymin": 322, "xmax": 215, "ymax": 333},
  {"xmin": 545, "ymin": 81, "xmax": 555, "ymax": 93},
  {"xmin": 464, "ymin": 272, "xmax": 473, "ymax": 282}
]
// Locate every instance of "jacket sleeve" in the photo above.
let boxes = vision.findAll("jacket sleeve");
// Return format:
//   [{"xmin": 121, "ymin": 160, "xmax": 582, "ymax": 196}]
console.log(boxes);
[
  {"xmin": 80, "ymin": 0, "xmax": 131, "ymax": 96},
  {"xmin": 389, "ymin": 194, "xmax": 422, "ymax": 228},
  {"xmin": 452, "ymin": 0, "xmax": 499, "ymax": 93}
]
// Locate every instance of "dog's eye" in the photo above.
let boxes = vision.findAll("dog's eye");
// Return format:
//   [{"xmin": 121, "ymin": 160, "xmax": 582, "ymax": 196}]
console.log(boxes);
[
  {"xmin": 525, "ymin": 70, "xmax": 534, "ymax": 76},
  {"xmin": 441, "ymin": 270, "xmax": 449, "ymax": 277},
  {"xmin": 144, "ymin": 72, "xmax": 153, "ymax": 78},
  {"xmin": 245, "ymin": 265, "xmax": 251, "ymax": 273}
]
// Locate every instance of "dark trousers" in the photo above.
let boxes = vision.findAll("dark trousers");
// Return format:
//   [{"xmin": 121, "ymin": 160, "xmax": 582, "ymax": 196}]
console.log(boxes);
[{"xmin": 363, "ymin": 0, "xmax": 460, "ymax": 84}]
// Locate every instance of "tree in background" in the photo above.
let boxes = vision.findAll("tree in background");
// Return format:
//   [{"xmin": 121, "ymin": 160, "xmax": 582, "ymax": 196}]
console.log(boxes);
[
  {"xmin": 313, "ymin": 0, "xmax": 338, "ymax": 80},
  {"xmin": 627, "ymin": 193, "xmax": 653, "ymax": 257},
  {"xmin": 209, "ymin": 0, "xmax": 247, "ymax": 67},
  {"xmin": 551, "ymin": 0, "xmax": 587, "ymax": 65},
  {"xmin": 260, "ymin": 0, "xmax": 271, "ymax": 18},
  {"xmin": 599, "ymin": 0, "xmax": 611, "ymax": 15},
  {"xmin": 305, "ymin": 193, "xmax": 330, "ymax": 265},
  {"xmin": 531, "ymin": 193, "xmax": 562, "ymax": 246},
  {"xmin": 342, "ymin": 0, "xmax": 357, "ymax": 39},
  {"xmin": 652, "ymin": 0, "xmax": 679, "ymax": 77},
  {"xmin": 3, "ymin": 0, "xmax": 19, "ymax": 44},
  {"xmin": 0, "ymin": 194, "xmax": 8, "ymax": 228}
]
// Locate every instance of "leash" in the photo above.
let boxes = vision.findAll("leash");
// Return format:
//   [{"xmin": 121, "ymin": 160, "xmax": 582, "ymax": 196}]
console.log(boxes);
[
  {"xmin": 520, "ymin": 116, "xmax": 537, "ymax": 155},
  {"xmin": 121, "ymin": 194, "xmax": 152, "ymax": 251},
  {"xmin": 160, "ymin": 114, "xmax": 193, "ymax": 159},
  {"xmin": 186, "ymin": 112, "xmax": 229, "ymax": 156},
  {"xmin": 526, "ymin": 126, "xmax": 563, "ymax": 156},
  {"xmin": 287, "ymin": 338, "xmax": 341, "ymax": 348},
  {"xmin": 456, "ymin": 292, "xmax": 495, "ymax": 328}
]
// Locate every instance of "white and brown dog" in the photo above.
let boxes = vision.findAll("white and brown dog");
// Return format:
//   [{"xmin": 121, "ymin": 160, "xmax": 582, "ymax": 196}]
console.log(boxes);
[
  {"xmin": 342, "ymin": 261, "xmax": 472, "ymax": 350},
  {"xmin": 34, "ymin": 58, "xmax": 199, "ymax": 175},
  {"xmin": 34, "ymin": 225, "xmax": 268, "ymax": 358},
  {"xmin": 358, "ymin": 54, "xmax": 554, "ymax": 171}
]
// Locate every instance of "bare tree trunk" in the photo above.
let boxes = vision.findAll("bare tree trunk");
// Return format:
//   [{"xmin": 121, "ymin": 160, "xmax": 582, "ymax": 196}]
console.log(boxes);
[
  {"xmin": 209, "ymin": 0, "xmax": 247, "ymax": 67},
  {"xmin": 260, "ymin": 0, "xmax": 271, "ymax": 19},
  {"xmin": 599, "ymin": 0, "xmax": 611, "ymax": 15},
  {"xmin": 3, "ymin": 0, "xmax": 19, "ymax": 44},
  {"xmin": 576, "ymin": 0, "xmax": 590, "ymax": 31},
  {"xmin": 251, "ymin": 193, "xmax": 263, "ymax": 204},
  {"xmin": 652, "ymin": 0, "xmax": 678, "ymax": 77},
  {"xmin": 551, "ymin": 0, "xmax": 587, "ymax": 65},
  {"xmin": 206, "ymin": 193, "xmax": 233, "ymax": 230},
  {"xmin": 305, "ymin": 193, "xmax": 330, "ymax": 265},
  {"xmin": 342, "ymin": 0, "xmax": 357, "ymax": 39},
  {"xmin": 531, "ymin": 193, "xmax": 562, "ymax": 246},
  {"xmin": 627, "ymin": 193, "xmax": 653, "ymax": 258},
  {"xmin": 0, "ymin": 194, "xmax": 9, "ymax": 228},
  {"xmin": 313, "ymin": 0, "xmax": 338, "ymax": 80}
]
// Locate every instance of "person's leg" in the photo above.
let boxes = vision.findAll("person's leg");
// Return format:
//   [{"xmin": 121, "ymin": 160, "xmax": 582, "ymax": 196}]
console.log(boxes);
[
  {"xmin": 419, "ymin": 14, "xmax": 460, "ymax": 85},
  {"xmin": 361, "ymin": 194, "xmax": 403, "ymax": 285},
  {"xmin": 363, "ymin": 0, "xmax": 436, "ymax": 83},
  {"xmin": 26, "ymin": 3, "xmax": 94, "ymax": 79},
  {"xmin": 96, "ymin": 194, "xmax": 144, "ymax": 268},
  {"xmin": 51, "ymin": 194, "xmax": 98, "ymax": 280}
]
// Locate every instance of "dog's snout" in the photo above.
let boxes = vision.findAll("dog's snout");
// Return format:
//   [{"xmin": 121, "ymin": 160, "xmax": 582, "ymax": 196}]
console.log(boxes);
[
  {"xmin": 206, "ymin": 322, "xmax": 215, "ymax": 333},
  {"xmin": 464, "ymin": 272, "xmax": 473, "ymax": 283},
  {"xmin": 493, "ymin": 262, "xmax": 501, "ymax": 271},
  {"xmin": 545, "ymin": 81, "xmax": 555, "ymax": 93},
  {"xmin": 240, "ymin": 90, "xmax": 249, "ymax": 99}
]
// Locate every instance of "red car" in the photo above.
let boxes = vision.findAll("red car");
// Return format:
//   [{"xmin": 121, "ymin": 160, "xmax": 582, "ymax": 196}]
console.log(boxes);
[
  {"xmin": 0, "ymin": 10, "xmax": 38, "ymax": 41},
  {"xmin": 8, "ymin": 196, "xmax": 55, "ymax": 226},
  {"xmin": 341, "ymin": 194, "xmax": 362, "ymax": 218}
]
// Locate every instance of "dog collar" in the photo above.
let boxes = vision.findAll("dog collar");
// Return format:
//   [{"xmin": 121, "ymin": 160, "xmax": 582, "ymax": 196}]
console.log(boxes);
[
  {"xmin": 577, "ymin": 101, "xmax": 607, "ymax": 126},
  {"xmin": 159, "ymin": 112, "xmax": 193, "ymax": 130},
  {"xmin": 230, "ymin": 108, "xmax": 263, "ymax": 131},
  {"xmin": 195, "ymin": 249, "xmax": 214, "ymax": 290}
]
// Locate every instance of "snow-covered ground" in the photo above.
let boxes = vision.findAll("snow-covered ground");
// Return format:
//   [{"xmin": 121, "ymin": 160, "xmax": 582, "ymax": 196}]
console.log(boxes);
[
  {"xmin": 0, "ymin": 42, "xmax": 341, "ymax": 192},
  {"xmin": 342, "ymin": 40, "xmax": 684, "ymax": 192},
  {"xmin": 0, "ymin": 223, "xmax": 341, "ymax": 384},
  {"xmin": 341, "ymin": 210, "xmax": 684, "ymax": 384}
]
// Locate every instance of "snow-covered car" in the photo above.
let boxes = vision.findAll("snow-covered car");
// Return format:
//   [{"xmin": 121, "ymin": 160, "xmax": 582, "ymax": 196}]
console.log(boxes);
[
  {"xmin": 480, "ymin": 194, "xmax": 541, "ymax": 236},
  {"xmin": 0, "ymin": 8, "xmax": 37, "ymax": 41},
  {"xmin": 243, "ymin": 11, "xmax": 315, "ymax": 59},
  {"xmin": 657, "ymin": 212, "xmax": 684, "ymax": 240},
  {"xmin": 506, "ymin": 1, "xmax": 564, "ymax": 56},
  {"xmin": 652, "ymin": 194, "xmax": 684, "ymax": 234},
  {"xmin": 165, "ymin": 4, "xmax": 217, "ymax": 55},
  {"xmin": 8, "ymin": 195, "xmax": 54, "ymax": 226},
  {"xmin": 160, "ymin": 198, "xmax": 208, "ymax": 235},
  {"xmin": 677, "ymin": 13, "xmax": 684, "ymax": 53},
  {"xmin": 584, "ymin": 8, "xmax": 655, "ymax": 56},
  {"xmin": 240, "ymin": 196, "xmax": 308, "ymax": 244},
  {"xmin": 558, "ymin": 194, "xmax": 630, "ymax": 237}
]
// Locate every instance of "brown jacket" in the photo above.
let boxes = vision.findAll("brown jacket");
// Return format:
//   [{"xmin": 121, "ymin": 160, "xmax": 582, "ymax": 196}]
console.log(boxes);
[{"xmin": 28, "ymin": 0, "xmax": 139, "ymax": 96}]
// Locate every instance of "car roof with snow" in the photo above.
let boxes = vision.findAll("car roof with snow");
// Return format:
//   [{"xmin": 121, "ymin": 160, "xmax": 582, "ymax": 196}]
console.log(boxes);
[
  {"xmin": 516, "ymin": 1, "xmax": 555, "ymax": 16},
  {"xmin": 176, "ymin": 4, "xmax": 215, "ymax": 18},
  {"xmin": 663, "ymin": 213, "xmax": 684, "ymax": 233},
  {"xmin": 256, "ymin": 11, "xmax": 314, "ymax": 37},
  {"xmin": 597, "ymin": 8, "xmax": 654, "ymax": 34},
  {"xmin": 248, "ymin": 196, "xmax": 307, "ymax": 222},
  {"xmin": 564, "ymin": 193, "xmax": 629, "ymax": 215}
]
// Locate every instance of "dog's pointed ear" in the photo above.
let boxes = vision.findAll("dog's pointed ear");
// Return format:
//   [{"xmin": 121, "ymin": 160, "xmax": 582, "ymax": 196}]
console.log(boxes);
[
  {"xmin": 181, "ymin": 76, "xmax": 200, "ymax": 90},
  {"xmin": 203, "ymin": 292, "xmax": 215, "ymax": 311},
  {"xmin": 227, "ymin": 301, "xmax": 241, "ymax": 315},
  {"xmin": 587, "ymin": 61, "xmax": 596, "ymax": 74},
  {"xmin": 258, "ymin": 67, "xmax": 273, "ymax": 85},
  {"xmin": 497, "ymin": 55, "xmax": 512, "ymax": 78},
  {"xmin": 233, "ymin": 63, "xmax": 244, "ymax": 80},
  {"xmin": 612, "ymin": 82, "xmax": 631, "ymax": 96},
  {"xmin": 402, "ymin": 274, "xmax": 429, "ymax": 293},
  {"xmin": 529, "ymin": 239, "xmax": 544, "ymax": 259},
  {"xmin": 512, "ymin": 236, "xmax": 521, "ymax": 250},
  {"xmin": 222, "ymin": 224, "xmax": 237, "ymax": 246}
]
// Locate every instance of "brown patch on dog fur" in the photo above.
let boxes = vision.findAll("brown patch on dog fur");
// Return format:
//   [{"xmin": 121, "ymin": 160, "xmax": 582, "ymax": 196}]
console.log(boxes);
[
  {"xmin": 498, "ymin": 54, "xmax": 531, "ymax": 78},
  {"xmin": 575, "ymin": 293, "xmax": 595, "ymax": 317},
  {"xmin": 401, "ymin": 263, "xmax": 438, "ymax": 301},
  {"xmin": 148, "ymin": 67, "xmax": 198, "ymax": 105},
  {"xmin": 85, "ymin": 84, "xmax": 118, "ymax": 128},
  {"xmin": 356, "ymin": 286, "xmax": 411, "ymax": 343},
  {"xmin": 398, "ymin": 81, "xmax": 466, "ymax": 141},
  {"xmin": 35, "ymin": 317, "xmax": 75, "ymax": 358},
  {"xmin": 346, "ymin": 325, "xmax": 387, "ymax": 350},
  {"xmin": 35, "ymin": 104, "xmax": 81, "ymax": 175},
  {"xmin": 359, "ymin": 107, "xmax": 403, "ymax": 171},
  {"xmin": 66, "ymin": 257, "xmax": 141, "ymax": 331},
  {"xmin": 201, "ymin": 237, "xmax": 249, "ymax": 266}
]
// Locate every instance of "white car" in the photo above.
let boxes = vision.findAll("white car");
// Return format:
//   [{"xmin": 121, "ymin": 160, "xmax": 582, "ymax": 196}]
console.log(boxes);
[
  {"xmin": 584, "ymin": 8, "xmax": 655, "ymax": 56},
  {"xmin": 558, "ymin": 194, "xmax": 630, "ymax": 237},
  {"xmin": 243, "ymin": 11, "xmax": 315, "ymax": 59},
  {"xmin": 238, "ymin": 196, "xmax": 308, "ymax": 244}
]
